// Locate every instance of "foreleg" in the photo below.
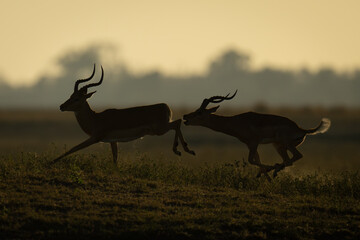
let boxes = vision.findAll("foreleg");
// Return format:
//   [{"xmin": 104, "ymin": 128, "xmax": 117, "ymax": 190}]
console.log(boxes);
[
  {"xmin": 247, "ymin": 144, "xmax": 273, "ymax": 182},
  {"xmin": 110, "ymin": 142, "xmax": 118, "ymax": 164},
  {"xmin": 254, "ymin": 152, "xmax": 273, "ymax": 182},
  {"xmin": 51, "ymin": 137, "xmax": 99, "ymax": 164}
]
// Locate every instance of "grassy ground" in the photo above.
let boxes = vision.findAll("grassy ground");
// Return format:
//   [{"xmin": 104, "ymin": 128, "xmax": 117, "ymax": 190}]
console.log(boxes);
[
  {"xmin": 1, "ymin": 108, "xmax": 360, "ymax": 239},
  {"xmin": 1, "ymin": 151, "xmax": 360, "ymax": 240}
]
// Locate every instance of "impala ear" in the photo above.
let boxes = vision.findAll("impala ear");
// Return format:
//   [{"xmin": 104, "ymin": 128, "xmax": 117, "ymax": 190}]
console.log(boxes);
[
  {"xmin": 208, "ymin": 106, "xmax": 220, "ymax": 113},
  {"xmin": 85, "ymin": 91, "xmax": 96, "ymax": 99}
]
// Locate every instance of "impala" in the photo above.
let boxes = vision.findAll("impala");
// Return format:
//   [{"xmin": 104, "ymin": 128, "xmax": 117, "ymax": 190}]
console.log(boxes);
[
  {"xmin": 52, "ymin": 65, "xmax": 195, "ymax": 164},
  {"xmin": 183, "ymin": 91, "xmax": 331, "ymax": 180}
]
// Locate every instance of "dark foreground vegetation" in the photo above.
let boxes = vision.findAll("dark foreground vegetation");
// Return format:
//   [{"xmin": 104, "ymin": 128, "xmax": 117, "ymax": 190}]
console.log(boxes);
[
  {"xmin": 1, "ymin": 151, "xmax": 360, "ymax": 240},
  {"xmin": 0, "ymin": 107, "xmax": 359, "ymax": 239}
]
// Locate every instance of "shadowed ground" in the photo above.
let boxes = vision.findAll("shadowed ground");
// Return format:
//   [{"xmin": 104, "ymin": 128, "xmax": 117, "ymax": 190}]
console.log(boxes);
[
  {"xmin": 0, "ymin": 108, "xmax": 360, "ymax": 239},
  {"xmin": 1, "ymin": 150, "xmax": 360, "ymax": 239}
]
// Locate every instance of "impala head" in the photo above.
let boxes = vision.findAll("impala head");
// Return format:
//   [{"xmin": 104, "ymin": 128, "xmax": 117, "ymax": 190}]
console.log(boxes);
[
  {"xmin": 183, "ymin": 90, "xmax": 237, "ymax": 126},
  {"xmin": 60, "ymin": 64, "xmax": 104, "ymax": 112}
]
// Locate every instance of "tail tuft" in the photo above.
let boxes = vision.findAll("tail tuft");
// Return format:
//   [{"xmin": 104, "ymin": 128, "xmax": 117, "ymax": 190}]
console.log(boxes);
[{"xmin": 306, "ymin": 118, "xmax": 331, "ymax": 135}]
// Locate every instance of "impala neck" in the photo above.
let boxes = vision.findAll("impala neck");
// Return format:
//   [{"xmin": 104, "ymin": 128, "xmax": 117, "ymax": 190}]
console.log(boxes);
[
  {"xmin": 202, "ymin": 114, "xmax": 233, "ymax": 135},
  {"xmin": 74, "ymin": 101, "xmax": 97, "ymax": 135}
]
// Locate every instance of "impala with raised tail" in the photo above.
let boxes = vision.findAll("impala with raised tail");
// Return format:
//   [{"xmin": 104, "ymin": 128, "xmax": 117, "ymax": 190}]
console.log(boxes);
[
  {"xmin": 52, "ymin": 65, "xmax": 195, "ymax": 164},
  {"xmin": 183, "ymin": 91, "xmax": 331, "ymax": 180}
]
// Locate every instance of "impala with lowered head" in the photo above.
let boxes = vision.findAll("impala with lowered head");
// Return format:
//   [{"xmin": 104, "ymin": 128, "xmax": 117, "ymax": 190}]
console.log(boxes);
[{"xmin": 183, "ymin": 91, "xmax": 330, "ymax": 180}]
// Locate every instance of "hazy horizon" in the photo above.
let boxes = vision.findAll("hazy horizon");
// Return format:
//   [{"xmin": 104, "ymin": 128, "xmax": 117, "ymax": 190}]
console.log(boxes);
[{"xmin": 0, "ymin": 45, "xmax": 359, "ymax": 108}]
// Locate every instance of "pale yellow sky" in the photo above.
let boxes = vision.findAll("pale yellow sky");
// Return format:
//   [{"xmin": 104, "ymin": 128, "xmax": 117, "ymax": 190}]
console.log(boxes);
[{"xmin": 1, "ymin": 0, "xmax": 360, "ymax": 86}]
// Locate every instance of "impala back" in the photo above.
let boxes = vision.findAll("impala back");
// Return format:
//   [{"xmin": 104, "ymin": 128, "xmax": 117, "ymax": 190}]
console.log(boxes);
[{"xmin": 98, "ymin": 103, "xmax": 172, "ymax": 142}]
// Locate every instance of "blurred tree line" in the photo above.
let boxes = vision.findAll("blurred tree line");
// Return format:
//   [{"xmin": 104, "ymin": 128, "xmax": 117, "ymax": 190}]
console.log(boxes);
[{"xmin": 0, "ymin": 44, "xmax": 359, "ymax": 108}]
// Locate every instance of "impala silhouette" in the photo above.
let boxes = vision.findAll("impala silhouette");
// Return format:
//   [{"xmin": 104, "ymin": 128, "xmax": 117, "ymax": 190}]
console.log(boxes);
[
  {"xmin": 52, "ymin": 65, "xmax": 195, "ymax": 164},
  {"xmin": 183, "ymin": 91, "xmax": 331, "ymax": 180}
]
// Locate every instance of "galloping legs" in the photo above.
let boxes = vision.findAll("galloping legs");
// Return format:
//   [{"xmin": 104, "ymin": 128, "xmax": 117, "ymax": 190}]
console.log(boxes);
[
  {"xmin": 273, "ymin": 143, "xmax": 303, "ymax": 177},
  {"xmin": 168, "ymin": 119, "xmax": 195, "ymax": 156},
  {"xmin": 247, "ymin": 144, "xmax": 274, "ymax": 182}
]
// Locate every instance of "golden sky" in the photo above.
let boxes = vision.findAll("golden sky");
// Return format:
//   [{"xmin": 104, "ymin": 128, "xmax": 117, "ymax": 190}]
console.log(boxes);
[{"xmin": 1, "ymin": 0, "xmax": 360, "ymax": 86}]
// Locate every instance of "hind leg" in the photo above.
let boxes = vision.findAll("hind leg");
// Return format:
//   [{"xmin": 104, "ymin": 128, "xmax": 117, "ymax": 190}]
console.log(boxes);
[
  {"xmin": 273, "ymin": 143, "xmax": 303, "ymax": 177},
  {"xmin": 274, "ymin": 143, "xmax": 291, "ymax": 164},
  {"xmin": 286, "ymin": 136, "xmax": 305, "ymax": 165},
  {"xmin": 169, "ymin": 119, "xmax": 195, "ymax": 156},
  {"xmin": 273, "ymin": 143, "xmax": 291, "ymax": 177},
  {"xmin": 287, "ymin": 145, "xmax": 303, "ymax": 166}
]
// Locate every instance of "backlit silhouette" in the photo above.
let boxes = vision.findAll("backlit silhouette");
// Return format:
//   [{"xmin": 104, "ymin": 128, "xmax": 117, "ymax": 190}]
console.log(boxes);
[
  {"xmin": 183, "ymin": 91, "xmax": 331, "ymax": 180},
  {"xmin": 52, "ymin": 64, "xmax": 195, "ymax": 164}
]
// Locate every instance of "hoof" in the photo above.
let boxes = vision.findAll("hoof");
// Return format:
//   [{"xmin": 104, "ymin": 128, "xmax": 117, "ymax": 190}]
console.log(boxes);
[
  {"xmin": 265, "ymin": 175, "xmax": 272, "ymax": 182},
  {"xmin": 284, "ymin": 160, "xmax": 293, "ymax": 167},
  {"xmin": 188, "ymin": 150, "xmax": 196, "ymax": 156},
  {"xmin": 256, "ymin": 168, "xmax": 272, "ymax": 182},
  {"xmin": 273, "ymin": 163, "xmax": 284, "ymax": 178},
  {"xmin": 174, "ymin": 151, "xmax": 181, "ymax": 156}
]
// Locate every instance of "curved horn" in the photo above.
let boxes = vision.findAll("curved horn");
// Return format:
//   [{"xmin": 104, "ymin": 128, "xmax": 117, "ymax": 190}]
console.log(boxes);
[
  {"xmin": 74, "ymin": 64, "xmax": 96, "ymax": 92},
  {"xmin": 208, "ymin": 89, "xmax": 237, "ymax": 103},
  {"xmin": 80, "ymin": 65, "xmax": 104, "ymax": 92},
  {"xmin": 200, "ymin": 90, "xmax": 237, "ymax": 109}
]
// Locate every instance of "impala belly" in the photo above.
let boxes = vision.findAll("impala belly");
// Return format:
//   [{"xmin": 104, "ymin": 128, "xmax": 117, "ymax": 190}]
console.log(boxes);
[
  {"xmin": 257, "ymin": 125, "xmax": 305, "ymax": 144},
  {"xmin": 259, "ymin": 138, "xmax": 276, "ymax": 144},
  {"xmin": 102, "ymin": 126, "xmax": 151, "ymax": 142}
]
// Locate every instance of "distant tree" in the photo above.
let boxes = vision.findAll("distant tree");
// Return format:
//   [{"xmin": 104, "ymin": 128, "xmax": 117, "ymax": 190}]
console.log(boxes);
[
  {"xmin": 207, "ymin": 49, "xmax": 250, "ymax": 79},
  {"xmin": 0, "ymin": 44, "xmax": 359, "ymax": 108}
]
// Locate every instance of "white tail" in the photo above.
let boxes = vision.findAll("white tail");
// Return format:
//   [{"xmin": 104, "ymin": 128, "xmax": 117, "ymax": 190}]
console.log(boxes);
[{"xmin": 305, "ymin": 118, "xmax": 331, "ymax": 135}]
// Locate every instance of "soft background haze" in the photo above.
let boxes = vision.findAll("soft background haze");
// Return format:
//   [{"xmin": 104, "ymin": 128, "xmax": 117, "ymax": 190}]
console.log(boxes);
[
  {"xmin": 0, "ymin": 0, "xmax": 359, "ymax": 107},
  {"xmin": 1, "ymin": 3, "xmax": 360, "ymax": 237},
  {"xmin": 0, "ymin": 2, "xmax": 360, "ymax": 216}
]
